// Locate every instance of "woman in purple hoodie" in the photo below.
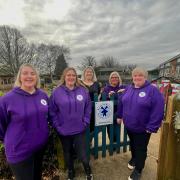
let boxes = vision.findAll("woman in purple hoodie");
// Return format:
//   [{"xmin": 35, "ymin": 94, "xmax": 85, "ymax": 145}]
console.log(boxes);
[
  {"xmin": 102, "ymin": 71, "xmax": 126, "ymax": 143},
  {"xmin": 49, "ymin": 67, "xmax": 93, "ymax": 180},
  {"xmin": 0, "ymin": 64, "xmax": 49, "ymax": 180},
  {"xmin": 117, "ymin": 67, "xmax": 164, "ymax": 180}
]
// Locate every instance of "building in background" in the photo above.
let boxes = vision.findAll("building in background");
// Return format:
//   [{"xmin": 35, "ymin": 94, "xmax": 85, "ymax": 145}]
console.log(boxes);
[
  {"xmin": 96, "ymin": 67, "xmax": 132, "ymax": 85},
  {"xmin": 159, "ymin": 54, "xmax": 180, "ymax": 83},
  {"xmin": 0, "ymin": 74, "xmax": 14, "ymax": 91}
]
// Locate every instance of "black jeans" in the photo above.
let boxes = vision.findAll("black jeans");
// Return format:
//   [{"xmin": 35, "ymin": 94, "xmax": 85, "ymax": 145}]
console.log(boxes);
[
  {"xmin": 127, "ymin": 130, "xmax": 151, "ymax": 173},
  {"xmin": 9, "ymin": 147, "xmax": 45, "ymax": 180},
  {"xmin": 59, "ymin": 131, "xmax": 91, "ymax": 174}
]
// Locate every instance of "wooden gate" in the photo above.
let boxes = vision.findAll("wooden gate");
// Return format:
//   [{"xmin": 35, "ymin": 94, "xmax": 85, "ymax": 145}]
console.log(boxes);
[{"xmin": 86, "ymin": 94, "xmax": 130, "ymax": 160}]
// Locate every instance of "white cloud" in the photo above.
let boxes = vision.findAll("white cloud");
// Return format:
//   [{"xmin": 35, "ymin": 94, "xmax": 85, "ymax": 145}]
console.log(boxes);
[
  {"xmin": 0, "ymin": 0, "xmax": 25, "ymax": 27},
  {"xmin": 43, "ymin": 0, "xmax": 71, "ymax": 21}
]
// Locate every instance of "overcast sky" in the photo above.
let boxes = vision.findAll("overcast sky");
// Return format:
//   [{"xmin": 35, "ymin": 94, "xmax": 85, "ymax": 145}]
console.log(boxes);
[{"xmin": 0, "ymin": 0, "xmax": 180, "ymax": 70}]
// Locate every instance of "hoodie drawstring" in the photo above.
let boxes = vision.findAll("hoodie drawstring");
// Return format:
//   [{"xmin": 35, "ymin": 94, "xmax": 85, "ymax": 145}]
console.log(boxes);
[
  {"xmin": 66, "ymin": 91, "xmax": 72, "ymax": 114},
  {"xmin": 22, "ymin": 95, "xmax": 28, "ymax": 132},
  {"xmin": 33, "ymin": 99, "xmax": 40, "ymax": 128},
  {"xmin": 74, "ymin": 91, "xmax": 77, "ymax": 112}
]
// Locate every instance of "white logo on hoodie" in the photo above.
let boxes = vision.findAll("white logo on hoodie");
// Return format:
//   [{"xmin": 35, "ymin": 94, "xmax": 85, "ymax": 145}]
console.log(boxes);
[
  {"xmin": 41, "ymin": 99, "xmax": 47, "ymax": 105},
  {"xmin": 76, "ymin": 94, "xmax": 83, "ymax": 101},
  {"xmin": 139, "ymin": 92, "xmax": 146, "ymax": 97}
]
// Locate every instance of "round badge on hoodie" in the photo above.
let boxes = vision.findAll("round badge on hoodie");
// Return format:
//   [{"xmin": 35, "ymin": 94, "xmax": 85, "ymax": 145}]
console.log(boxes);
[
  {"xmin": 76, "ymin": 94, "xmax": 83, "ymax": 101},
  {"xmin": 41, "ymin": 99, "xmax": 47, "ymax": 105},
  {"xmin": 139, "ymin": 92, "xmax": 146, "ymax": 97}
]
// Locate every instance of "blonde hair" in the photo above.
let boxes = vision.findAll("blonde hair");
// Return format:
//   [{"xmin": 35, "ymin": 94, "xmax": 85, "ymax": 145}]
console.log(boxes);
[
  {"xmin": 81, "ymin": 66, "xmax": 97, "ymax": 82},
  {"xmin": 132, "ymin": 67, "xmax": 148, "ymax": 79},
  {"xmin": 14, "ymin": 64, "xmax": 40, "ymax": 88},
  {"xmin": 59, "ymin": 67, "xmax": 81, "ymax": 86},
  {"xmin": 109, "ymin": 71, "xmax": 122, "ymax": 85}
]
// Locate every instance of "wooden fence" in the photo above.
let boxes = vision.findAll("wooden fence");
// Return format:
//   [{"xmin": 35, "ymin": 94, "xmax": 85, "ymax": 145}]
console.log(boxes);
[
  {"xmin": 157, "ymin": 93, "xmax": 180, "ymax": 180},
  {"xmin": 86, "ymin": 94, "xmax": 130, "ymax": 160}
]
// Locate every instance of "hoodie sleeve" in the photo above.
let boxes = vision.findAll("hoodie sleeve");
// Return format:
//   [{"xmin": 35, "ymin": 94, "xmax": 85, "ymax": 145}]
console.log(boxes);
[
  {"xmin": 48, "ymin": 91, "xmax": 60, "ymax": 130},
  {"xmin": 0, "ymin": 98, "xmax": 9, "ymax": 142},
  {"xmin": 146, "ymin": 87, "xmax": 165, "ymax": 133},
  {"xmin": 116, "ymin": 86, "xmax": 129, "ymax": 118},
  {"xmin": 83, "ymin": 90, "xmax": 92, "ymax": 126},
  {"xmin": 117, "ymin": 92, "xmax": 123, "ymax": 119}
]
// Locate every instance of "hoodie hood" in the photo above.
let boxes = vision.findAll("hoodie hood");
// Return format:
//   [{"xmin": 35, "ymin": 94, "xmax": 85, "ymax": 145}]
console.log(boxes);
[
  {"xmin": 131, "ymin": 80, "xmax": 150, "ymax": 89},
  {"xmin": 13, "ymin": 87, "xmax": 40, "ymax": 96},
  {"xmin": 105, "ymin": 83, "xmax": 121, "ymax": 92}
]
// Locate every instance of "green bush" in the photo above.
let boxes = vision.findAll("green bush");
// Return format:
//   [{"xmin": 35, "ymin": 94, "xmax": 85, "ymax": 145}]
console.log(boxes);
[
  {"xmin": 0, "ymin": 145, "xmax": 13, "ymax": 179},
  {"xmin": 0, "ymin": 91, "xmax": 4, "ymax": 96}
]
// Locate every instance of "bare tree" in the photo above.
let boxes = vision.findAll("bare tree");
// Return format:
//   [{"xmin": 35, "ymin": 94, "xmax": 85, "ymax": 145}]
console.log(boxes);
[
  {"xmin": 100, "ymin": 56, "xmax": 120, "ymax": 68},
  {"xmin": 0, "ymin": 25, "xmax": 35, "ymax": 76},
  {"xmin": 36, "ymin": 44, "xmax": 70, "ymax": 81},
  {"xmin": 77, "ymin": 56, "xmax": 97, "ymax": 71}
]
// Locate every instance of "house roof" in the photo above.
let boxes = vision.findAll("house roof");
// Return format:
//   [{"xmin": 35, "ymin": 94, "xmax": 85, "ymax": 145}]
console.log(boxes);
[{"xmin": 159, "ymin": 53, "xmax": 180, "ymax": 67}]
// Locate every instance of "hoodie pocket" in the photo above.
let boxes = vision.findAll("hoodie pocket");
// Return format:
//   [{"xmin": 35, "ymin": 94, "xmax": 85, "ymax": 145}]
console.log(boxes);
[
  {"xmin": 5, "ymin": 130, "xmax": 28, "ymax": 155},
  {"xmin": 14, "ymin": 131, "xmax": 27, "ymax": 150}
]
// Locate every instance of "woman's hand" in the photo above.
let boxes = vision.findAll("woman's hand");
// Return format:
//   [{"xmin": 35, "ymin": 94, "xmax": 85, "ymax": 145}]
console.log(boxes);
[
  {"xmin": 117, "ymin": 118, "xmax": 123, "ymax": 124},
  {"xmin": 108, "ymin": 91, "xmax": 115, "ymax": 98}
]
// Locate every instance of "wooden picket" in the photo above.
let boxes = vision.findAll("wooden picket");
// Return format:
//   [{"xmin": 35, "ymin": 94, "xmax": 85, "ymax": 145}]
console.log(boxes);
[
  {"xmin": 86, "ymin": 93, "xmax": 130, "ymax": 159},
  {"xmin": 156, "ymin": 93, "xmax": 180, "ymax": 180}
]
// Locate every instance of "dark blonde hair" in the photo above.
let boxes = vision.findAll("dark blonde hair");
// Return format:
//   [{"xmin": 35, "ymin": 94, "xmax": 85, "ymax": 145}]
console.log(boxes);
[
  {"xmin": 14, "ymin": 64, "xmax": 40, "ymax": 88},
  {"xmin": 109, "ymin": 71, "xmax": 122, "ymax": 85},
  {"xmin": 81, "ymin": 66, "xmax": 97, "ymax": 82},
  {"xmin": 59, "ymin": 67, "xmax": 81, "ymax": 86}
]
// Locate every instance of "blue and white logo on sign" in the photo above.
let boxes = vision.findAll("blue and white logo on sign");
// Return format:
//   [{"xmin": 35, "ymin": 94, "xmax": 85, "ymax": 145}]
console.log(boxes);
[
  {"xmin": 97, "ymin": 103, "xmax": 112, "ymax": 118},
  {"xmin": 95, "ymin": 101, "xmax": 113, "ymax": 126}
]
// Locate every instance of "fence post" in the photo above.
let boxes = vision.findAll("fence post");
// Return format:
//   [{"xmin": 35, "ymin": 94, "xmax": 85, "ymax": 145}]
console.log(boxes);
[
  {"xmin": 174, "ymin": 93, "xmax": 180, "ymax": 179},
  {"xmin": 156, "ymin": 94, "xmax": 180, "ymax": 180}
]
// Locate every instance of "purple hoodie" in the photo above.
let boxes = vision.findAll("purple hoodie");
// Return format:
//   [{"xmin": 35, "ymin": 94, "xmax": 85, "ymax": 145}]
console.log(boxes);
[
  {"xmin": 102, "ymin": 84, "xmax": 126, "ymax": 100},
  {"xmin": 49, "ymin": 85, "xmax": 92, "ymax": 136},
  {"xmin": 0, "ymin": 87, "xmax": 49, "ymax": 163},
  {"xmin": 117, "ymin": 81, "xmax": 164, "ymax": 133}
]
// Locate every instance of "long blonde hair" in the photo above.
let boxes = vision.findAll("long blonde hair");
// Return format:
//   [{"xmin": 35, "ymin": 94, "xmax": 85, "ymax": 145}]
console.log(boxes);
[
  {"xmin": 59, "ymin": 67, "xmax": 81, "ymax": 87},
  {"xmin": 14, "ymin": 64, "xmax": 40, "ymax": 88},
  {"xmin": 81, "ymin": 66, "xmax": 97, "ymax": 82}
]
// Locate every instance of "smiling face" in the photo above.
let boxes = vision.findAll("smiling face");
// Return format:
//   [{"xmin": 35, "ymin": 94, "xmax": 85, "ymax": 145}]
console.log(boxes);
[
  {"xmin": 65, "ymin": 69, "xmax": 77, "ymax": 88},
  {"xmin": 110, "ymin": 74, "xmax": 119, "ymax": 87},
  {"xmin": 20, "ymin": 66, "xmax": 37, "ymax": 91},
  {"xmin": 132, "ymin": 72, "xmax": 146, "ymax": 88},
  {"xmin": 84, "ymin": 68, "xmax": 94, "ymax": 81}
]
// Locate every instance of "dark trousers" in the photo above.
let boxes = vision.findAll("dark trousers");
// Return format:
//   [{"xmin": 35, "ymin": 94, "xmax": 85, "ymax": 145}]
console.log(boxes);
[
  {"xmin": 9, "ymin": 147, "xmax": 45, "ymax": 180},
  {"xmin": 59, "ymin": 131, "xmax": 91, "ymax": 174},
  {"xmin": 90, "ymin": 108, "xmax": 95, "ymax": 133},
  {"xmin": 127, "ymin": 130, "xmax": 151, "ymax": 173}
]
